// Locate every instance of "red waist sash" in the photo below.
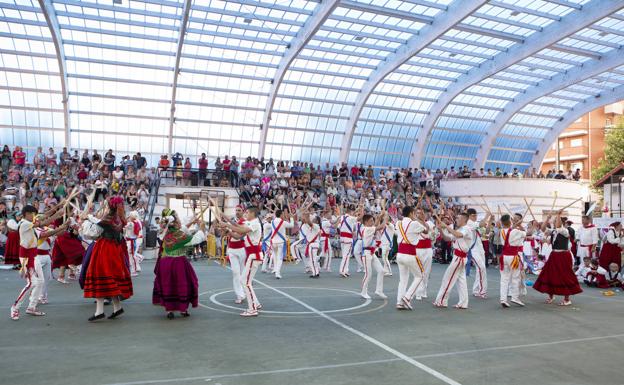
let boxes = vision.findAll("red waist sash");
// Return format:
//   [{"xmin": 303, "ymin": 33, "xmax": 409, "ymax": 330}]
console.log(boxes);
[
  {"xmin": 397, "ymin": 243, "xmax": 416, "ymax": 255},
  {"xmin": 416, "ymin": 239, "xmax": 432, "ymax": 248}
]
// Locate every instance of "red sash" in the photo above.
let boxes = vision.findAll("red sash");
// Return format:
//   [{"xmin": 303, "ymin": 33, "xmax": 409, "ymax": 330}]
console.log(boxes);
[
  {"xmin": 37, "ymin": 249, "xmax": 49, "ymax": 255},
  {"xmin": 19, "ymin": 246, "xmax": 37, "ymax": 269},
  {"xmin": 321, "ymin": 229, "xmax": 330, "ymax": 252},
  {"xmin": 270, "ymin": 219, "xmax": 285, "ymax": 243},
  {"xmin": 340, "ymin": 232, "xmax": 353, "ymax": 239},
  {"xmin": 416, "ymin": 239, "xmax": 432, "ymax": 248},
  {"xmin": 454, "ymin": 249, "xmax": 467, "ymax": 258},
  {"xmin": 305, "ymin": 232, "xmax": 320, "ymax": 257},
  {"xmin": 229, "ymin": 218, "xmax": 246, "ymax": 249},
  {"xmin": 500, "ymin": 228, "xmax": 522, "ymax": 271},
  {"xmin": 397, "ymin": 243, "xmax": 417, "ymax": 255}
]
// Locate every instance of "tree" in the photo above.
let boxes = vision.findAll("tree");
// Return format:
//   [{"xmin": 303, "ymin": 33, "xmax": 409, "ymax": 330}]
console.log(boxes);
[{"xmin": 592, "ymin": 118, "xmax": 624, "ymax": 185}]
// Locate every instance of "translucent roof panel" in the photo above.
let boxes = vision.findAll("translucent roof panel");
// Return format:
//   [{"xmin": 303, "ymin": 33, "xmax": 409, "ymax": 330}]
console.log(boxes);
[
  {"xmin": 175, "ymin": 0, "xmax": 316, "ymax": 160},
  {"xmin": 265, "ymin": 0, "xmax": 449, "ymax": 165},
  {"xmin": 484, "ymin": 64, "xmax": 624, "ymax": 172},
  {"xmin": 0, "ymin": 0, "xmax": 65, "ymax": 157},
  {"xmin": 52, "ymin": 0, "xmax": 183, "ymax": 159},
  {"xmin": 419, "ymin": 8, "xmax": 624, "ymax": 172}
]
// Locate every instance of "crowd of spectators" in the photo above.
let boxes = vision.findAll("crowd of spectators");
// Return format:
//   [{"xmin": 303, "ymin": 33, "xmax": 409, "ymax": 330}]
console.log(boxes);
[{"xmin": 0, "ymin": 145, "xmax": 156, "ymax": 223}]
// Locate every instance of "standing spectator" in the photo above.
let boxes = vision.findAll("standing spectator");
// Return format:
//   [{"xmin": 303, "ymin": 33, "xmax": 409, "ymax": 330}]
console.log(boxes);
[
  {"xmin": 45, "ymin": 148, "xmax": 57, "ymax": 173},
  {"xmin": 198, "ymin": 153, "xmax": 208, "ymax": 185},
  {"xmin": 183, "ymin": 157, "xmax": 192, "ymax": 186},
  {"xmin": 33, "ymin": 147, "xmax": 45, "ymax": 168},
  {"xmin": 91, "ymin": 149, "xmax": 101, "ymax": 164},
  {"xmin": 60, "ymin": 147, "xmax": 71, "ymax": 165},
  {"xmin": 71, "ymin": 150, "xmax": 80, "ymax": 164},
  {"xmin": 230, "ymin": 156, "xmax": 239, "ymax": 187},
  {"xmin": 1, "ymin": 145, "xmax": 12, "ymax": 174},
  {"xmin": 12, "ymin": 146, "xmax": 26, "ymax": 169},
  {"xmin": 350, "ymin": 164, "xmax": 359, "ymax": 181},
  {"xmin": 136, "ymin": 152, "xmax": 147, "ymax": 170},
  {"xmin": 103, "ymin": 149, "xmax": 115, "ymax": 171}
]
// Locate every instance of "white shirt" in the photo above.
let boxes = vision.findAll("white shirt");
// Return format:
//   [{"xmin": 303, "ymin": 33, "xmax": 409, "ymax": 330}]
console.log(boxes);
[
  {"xmin": 444, "ymin": 226, "xmax": 473, "ymax": 253},
  {"xmin": 7, "ymin": 218, "xmax": 19, "ymax": 231},
  {"xmin": 320, "ymin": 217, "xmax": 334, "ymax": 237},
  {"xmin": 361, "ymin": 226, "xmax": 377, "ymax": 250},
  {"xmin": 244, "ymin": 218, "xmax": 262, "ymax": 247},
  {"xmin": 379, "ymin": 223, "xmax": 395, "ymax": 247},
  {"xmin": 500, "ymin": 227, "xmax": 526, "ymax": 252},
  {"xmin": 604, "ymin": 227, "xmax": 621, "ymax": 245},
  {"xmin": 300, "ymin": 223, "xmax": 321, "ymax": 246},
  {"xmin": 577, "ymin": 225, "xmax": 599, "ymax": 246},
  {"xmin": 396, "ymin": 217, "xmax": 425, "ymax": 245},
  {"xmin": 339, "ymin": 214, "xmax": 357, "ymax": 240},
  {"xmin": 270, "ymin": 218, "xmax": 294, "ymax": 245},
  {"xmin": 35, "ymin": 227, "xmax": 52, "ymax": 251},
  {"xmin": 466, "ymin": 219, "xmax": 484, "ymax": 253},
  {"xmin": 19, "ymin": 219, "xmax": 36, "ymax": 249},
  {"xmin": 576, "ymin": 265, "xmax": 591, "ymax": 280}
]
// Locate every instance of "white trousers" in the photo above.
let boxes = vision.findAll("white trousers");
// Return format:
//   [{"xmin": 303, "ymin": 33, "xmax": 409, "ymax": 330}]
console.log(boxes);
[
  {"xmin": 576, "ymin": 245, "xmax": 594, "ymax": 260},
  {"xmin": 380, "ymin": 245, "xmax": 392, "ymax": 274},
  {"xmin": 415, "ymin": 248, "xmax": 433, "ymax": 298},
  {"xmin": 127, "ymin": 239, "xmax": 142, "ymax": 274},
  {"xmin": 14, "ymin": 256, "xmax": 46, "ymax": 310},
  {"xmin": 37, "ymin": 254, "xmax": 52, "ymax": 301},
  {"xmin": 242, "ymin": 258, "xmax": 261, "ymax": 311},
  {"xmin": 434, "ymin": 255, "xmax": 468, "ymax": 308},
  {"xmin": 396, "ymin": 253, "xmax": 424, "ymax": 305},
  {"xmin": 320, "ymin": 237, "xmax": 333, "ymax": 271},
  {"xmin": 470, "ymin": 250, "xmax": 487, "ymax": 296},
  {"xmin": 353, "ymin": 240, "xmax": 364, "ymax": 270},
  {"xmin": 271, "ymin": 242, "xmax": 287, "ymax": 275},
  {"xmin": 290, "ymin": 239, "xmax": 303, "ymax": 262},
  {"xmin": 499, "ymin": 255, "xmax": 522, "ymax": 302},
  {"xmin": 261, "ymin": 245, "xmax": 272, "ymax": 271},
  {"xmin": 228, "ymin": 247, "xmax": 247, "ymax": 300},
  {"xmin": 307, "ymin": 245, "xmax": 320, "ymax": 276},
  {"xmin": 339, "ymin": 239, "xmax": 353, "ymax": 275},
  {"xmin": 361, "ymin": 251, "xmax": 384, "ymax": 295}
]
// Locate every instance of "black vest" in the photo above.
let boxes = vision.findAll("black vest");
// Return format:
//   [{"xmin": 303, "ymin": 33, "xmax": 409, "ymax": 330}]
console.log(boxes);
[{"xmin": 552, "ymin": 231, "xmax": 569, "ymax": 251}]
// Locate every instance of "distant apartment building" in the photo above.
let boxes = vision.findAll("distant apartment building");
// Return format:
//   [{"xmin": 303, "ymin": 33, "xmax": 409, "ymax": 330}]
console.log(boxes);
[{"xmin": 541, "ymin": 102, "xmax": 624, "ymax": 180}]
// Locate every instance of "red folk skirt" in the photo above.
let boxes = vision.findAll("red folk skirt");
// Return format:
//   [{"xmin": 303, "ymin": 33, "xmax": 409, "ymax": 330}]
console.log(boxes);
[
  {"xmin": 599, "ymin": 242, "xmax": 622, "ymax": 270},
  {"xmin": 533, "ymin": 250, "xmax": 582, "ymax": 296},
  {"xmin": 83, "ymin": 238, "xmax": 133, "ymax": 299},
  {"xmin": 52, "ymin": 232, "xmax": 85, "ymax": 268},
  {"xmin": 152, "ymin": 255, "xmax": 199, "ymax": 312},
  {"xmin": 4, "ymin": 231, "xmax": 20, "ymax": 264}
]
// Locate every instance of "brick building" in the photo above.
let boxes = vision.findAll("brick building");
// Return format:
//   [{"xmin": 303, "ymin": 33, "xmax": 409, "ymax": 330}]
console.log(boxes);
[{"xmin": 541, "ymin": 102, "xmax": 624, "ymax": 180}]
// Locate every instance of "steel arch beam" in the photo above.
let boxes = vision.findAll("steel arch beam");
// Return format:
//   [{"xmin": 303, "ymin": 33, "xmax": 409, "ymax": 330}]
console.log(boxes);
[
  {"xmin": 531, "ymin": 85, "xmax": 624, "ymax": 170},
  {"xmin": 475, "ymin": 46, "xmax": 624, "ymax": 168},
  {"xmin": 168, "ymin": 0, "xmax": 193, "ymax": 154},
  {"xmin": 337, "ymin": 0, "xmax": 485, "ymax": 164},
  {"xmin": 409, "ymin": 0, "xmax": 623, "ymax": 168},
  {"xmin": 37, "ymin": 0, "xmax": 70, "ymax": 147},
  {"xmin": 258, "ymin": 0, "xmax": 340, "ymax": 159}
]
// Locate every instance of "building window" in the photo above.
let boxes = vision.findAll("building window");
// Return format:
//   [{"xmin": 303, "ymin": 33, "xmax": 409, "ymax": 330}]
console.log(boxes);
[
  {"xmin": 571, "ymin": 162, "xmax": 583, "ymax": 171},
  {"xmin": 570, "ymin": 138, "xmax": 583, "ymax": 147}
]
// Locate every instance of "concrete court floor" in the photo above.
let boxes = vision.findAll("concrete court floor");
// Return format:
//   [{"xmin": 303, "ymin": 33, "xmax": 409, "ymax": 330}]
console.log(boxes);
[{"xmin": 1, "ymin": 258, "xmax": 623, "ymax": 385}]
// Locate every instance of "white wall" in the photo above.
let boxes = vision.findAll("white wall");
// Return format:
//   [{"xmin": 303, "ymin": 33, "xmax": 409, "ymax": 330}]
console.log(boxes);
[{"xmin": 441, "ymin": 178, "xmax": 590, "ymax": 224}]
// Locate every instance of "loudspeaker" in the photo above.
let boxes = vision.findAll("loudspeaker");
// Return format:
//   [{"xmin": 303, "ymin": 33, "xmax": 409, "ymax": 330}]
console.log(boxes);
[{"xmin": 145, "ymin": 229, "xmax": 158, "ymax": 248}]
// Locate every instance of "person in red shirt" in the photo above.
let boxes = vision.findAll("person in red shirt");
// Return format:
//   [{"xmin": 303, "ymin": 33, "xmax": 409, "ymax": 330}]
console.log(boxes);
[
  {"xmin": 13, "ymin": 146, "xmax": 26, "ymax": 168},
  {"xmin": 350, "ymin": 165, "xmax": 359, "ymax": 181},
  {"xmin": 198, "ymin": 153, "xmax": 208, "ymax": 185}
]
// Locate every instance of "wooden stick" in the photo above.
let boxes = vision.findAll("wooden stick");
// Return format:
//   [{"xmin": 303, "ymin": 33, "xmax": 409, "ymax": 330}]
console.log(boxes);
[
  {"xmin": 558, "ymin": 197, "xmax": 583, "ymax": 213},
  {"xmin": 480, "ymin": 196, "xmax": 493, "ymax": 215},
  {"xmin": 523, "ymin": 197, "xmax": 536, "ymax": 222},
  {"xmin": 549, "ymin": 191, "xmax": 558, "ymax": 215}
]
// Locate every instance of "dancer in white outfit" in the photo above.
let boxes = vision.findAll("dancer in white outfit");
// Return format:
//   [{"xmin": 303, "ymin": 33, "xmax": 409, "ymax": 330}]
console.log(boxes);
[
  {"xmin": 338, "ymin": 207, "xmax": 357, "ymax": 278},
  {"xmin": 466, "ymin": 208, "xmax": 491, "ymax": 299},
  {"xmin": 415, "ymin": 209, "xmax": 435, "ymax": 301},
  {"xmin": 226, "ymin": 205, "xmax": 247, "ymax": 304},
  {"xmin": 433, "ymin": 212, "xmax": 473, "ymax": 309},
  {"xmin": 320, "ymin": 210, "xmax": 336, "ymax": 272},
  {"xmin": 359, "ymin": 212, "xmax": 388, "ymax": 299},
  {"xmin": 267, "ymin": 210, "xmax": 294, "ymax": 279},
  {"xmin": 379, "ymin": 216, "xmax": 395, "ymax": 276},
  {"xmin": 498, "ymin": 214, "xmax": 527, "ymax": 308},
  {"xmin": 395, "ymin": 206, "xmax": 428, "ymax": 310}
]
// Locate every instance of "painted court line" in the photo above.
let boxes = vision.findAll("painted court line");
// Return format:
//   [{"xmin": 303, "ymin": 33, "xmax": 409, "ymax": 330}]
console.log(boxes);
[
  {"xmin": 102, "ymin": 332, "xmax": 624, "ymax": 385},
  {"xmin": 253, "ymin": 278, "xmax": 462, "ymax": 385}
]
